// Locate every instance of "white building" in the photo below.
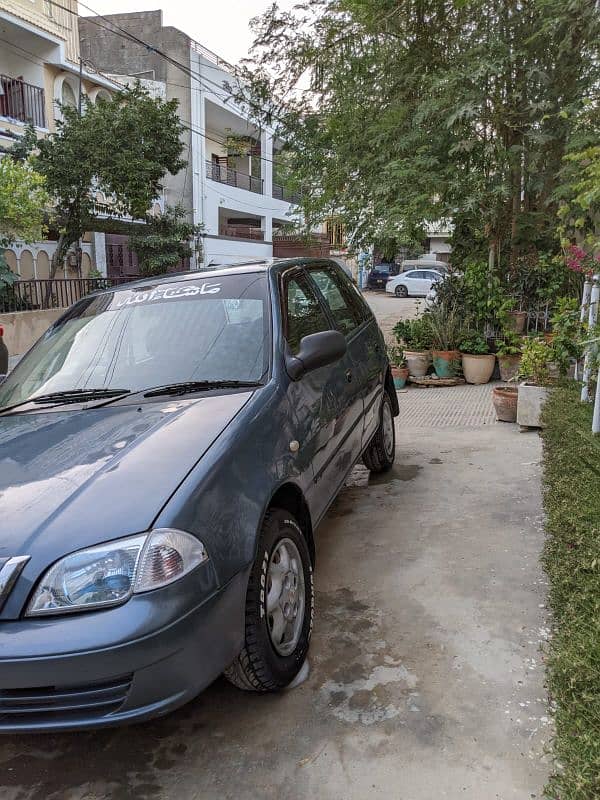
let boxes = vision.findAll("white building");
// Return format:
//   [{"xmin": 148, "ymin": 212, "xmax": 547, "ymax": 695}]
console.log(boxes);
[{"xmin": 80, "ymin": 12, "xmax": 315, "ymax": 273}]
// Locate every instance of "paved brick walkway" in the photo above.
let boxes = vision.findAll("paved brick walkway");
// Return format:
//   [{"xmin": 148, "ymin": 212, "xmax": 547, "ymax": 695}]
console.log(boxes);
[{"xmin": 397, "ymin": 382, "xmax": 499, "ymax": 428}]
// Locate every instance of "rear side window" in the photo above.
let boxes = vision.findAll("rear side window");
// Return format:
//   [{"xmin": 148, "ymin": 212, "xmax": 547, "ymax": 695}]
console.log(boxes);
[
  {"xmin": 309, "ymin": 265, "xmax": 368, "ymax": 336},
  {"xmin": 284, "ymin": 273, "xmax": 331, "ymax": 354}
]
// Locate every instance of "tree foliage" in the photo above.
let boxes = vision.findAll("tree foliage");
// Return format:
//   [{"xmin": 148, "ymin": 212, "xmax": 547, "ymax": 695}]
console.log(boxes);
[
  {"xmin": 21, "ymin": 85, "xmax": 186, "ymax": 278},
  {"xmin": 0, "ymin": 156, "xmax": 49, "ymax": 246},
  {"xmin": 129, "ymin": 204, "xmax": 202, "ymax": 276},
  {"xmin": 238, "ymin": 0, "xmax": 600, "ymax": 265}
]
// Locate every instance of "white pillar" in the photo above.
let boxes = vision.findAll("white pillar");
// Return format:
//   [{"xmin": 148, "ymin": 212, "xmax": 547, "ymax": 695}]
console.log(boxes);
[
  {"xmin": 582, "ymin": 278, "xmax": 599, "ymax": 402},
  {"xmin": 92, "ymin": 232, "xmax": 107, "ymax": 277},
  {"xmin": 261, "ymin": 131, "xmax": 273, "ymax": 245}
]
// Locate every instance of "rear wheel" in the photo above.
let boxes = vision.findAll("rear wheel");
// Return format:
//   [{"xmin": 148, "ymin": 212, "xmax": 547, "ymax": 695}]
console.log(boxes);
[
  {"xmin": 224, "ymin": 509, "xmax": 314, "ymax": 691},
  {"xmin": 395, "ymin": 285, "xmax": 409, "ymax": 298},
  {"xmin": 362, "ymin": 392, "xmax": 396, "ymax": 473}
]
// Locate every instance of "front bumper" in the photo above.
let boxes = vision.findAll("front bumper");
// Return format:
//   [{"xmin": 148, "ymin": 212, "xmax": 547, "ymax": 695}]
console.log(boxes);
[{"xmin": 0, "ymin": 568, "xmax": 249, "ymax": 732}]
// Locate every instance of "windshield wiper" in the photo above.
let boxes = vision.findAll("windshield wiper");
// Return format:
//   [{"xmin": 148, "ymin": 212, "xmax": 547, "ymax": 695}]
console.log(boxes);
[
  {"xmin": 144, "ymin": 380, "xmax": 261, "ymax": 398},
  {"xmin": 0, "ymin": 388, "xmax": 131, "ymax": 414}
]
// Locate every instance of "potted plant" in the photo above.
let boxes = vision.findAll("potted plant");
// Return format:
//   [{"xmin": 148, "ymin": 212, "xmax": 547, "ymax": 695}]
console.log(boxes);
[
  {"xmin": 426, "ymin": 305, "xmax": 463, "ymax": 378},
  {"xmin": 388, "ymin": 345, "xmax": 409, "ymax": 389},
  {"xmin": 492, "ymin": 385, "xmax": 518, "ymax": 422},
  {"xmin": 496, "ymin": 332, "xmax": 522, "ymax": 382},
  {"xmin": 459, "ymin": 332, "xmax": 496, "ymax": 384},
  {"xmin": 393, "ymin": 318, "xmax": 432, "ymax": 377},
  {"xmin": 517, "ymin": 337, "xmax": 553, "ymax": 427}
]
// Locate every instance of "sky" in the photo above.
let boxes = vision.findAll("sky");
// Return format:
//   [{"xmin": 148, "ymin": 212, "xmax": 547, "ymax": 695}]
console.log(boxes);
[{"xmin": 80, "ymin": 0, "xmax": 298, "ymax": 65}]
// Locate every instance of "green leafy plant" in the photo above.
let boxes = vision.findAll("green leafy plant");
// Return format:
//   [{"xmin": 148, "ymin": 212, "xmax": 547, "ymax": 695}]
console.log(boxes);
[
  {"xmin": 387, "ymin": 345, "xmax": 406, "ymax": 368},
  {"xmin": 459, "ymin": 331, "xmax": 489, "ymax": 355},
  {"xmin": 496, "ymin": 331, "xmax": 523, "ymax": 357},
  {"xmin": 393, "ymin": 317, "xmax": 432, "ymax": 351},
  {"xmin": 550, "ymin": 296, "xmax": 584, "ymax": 375},
  {"xmin": 425, "ymin": 304, "xmax": 465, "ymax": 351},
  {"xmin": 519, "ymin": 337, "xmax": 553, "ymax": 385},
  {"xmin": 130, "ymin": 205, "xmax": 203, "ymax": 276}
]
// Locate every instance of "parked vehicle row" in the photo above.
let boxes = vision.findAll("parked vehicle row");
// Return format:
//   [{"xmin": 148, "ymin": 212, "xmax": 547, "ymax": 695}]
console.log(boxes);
[
  {"xmin": 366, "ymin": 260, "xmax": 448, "ymax": 295},
  {"xmin": 0, "ymin": 258, "xmax": 398, "ymax": 732}
]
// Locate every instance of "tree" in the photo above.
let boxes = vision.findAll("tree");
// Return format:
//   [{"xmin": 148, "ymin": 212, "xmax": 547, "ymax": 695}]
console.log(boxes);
[
  {"xmin": 237, "ymin": 0, "xmax": 600, "ymax": 268},
  {"xmin": 0, "ymin": 155, "xmax": 49, "ymax": 246},
  {"xmin": 25, "ymin": 84, "xmax": 186, "ymax": 280},
  {"xmin": 556, "ymin": 104, "xmax": 600, "ymax": 252},
  {"xmin": 129, "ymin": 204, "xmax": 202, "ymax": 276},
  {"xmin": 0, "ymin": 154, "xmax": 49, "ymax": 294}
]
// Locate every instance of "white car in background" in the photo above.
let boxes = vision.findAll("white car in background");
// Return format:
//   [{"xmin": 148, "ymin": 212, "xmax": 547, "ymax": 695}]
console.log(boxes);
[{"xmin": 385, "ymin": 268, "xmax": 445, "ymax": 298}]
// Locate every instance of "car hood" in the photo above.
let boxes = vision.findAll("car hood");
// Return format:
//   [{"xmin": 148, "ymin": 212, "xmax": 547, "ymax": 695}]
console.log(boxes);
[{"xmin": 0, "ymin": 391, "xmax": 253, "ymax": 610}]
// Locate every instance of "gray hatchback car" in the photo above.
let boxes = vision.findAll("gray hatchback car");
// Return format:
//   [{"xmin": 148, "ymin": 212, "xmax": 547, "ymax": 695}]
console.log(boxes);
[{"xmin": 0, "ymin": 258, "xmax": 398, "ymax": 732}]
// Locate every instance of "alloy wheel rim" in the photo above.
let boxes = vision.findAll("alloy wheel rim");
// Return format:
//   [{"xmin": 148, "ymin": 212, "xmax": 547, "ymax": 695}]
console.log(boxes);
[
  {"xmin": 265, "ymin": 538, "xmax": 305, "ymax": 657},
  {"xmin": 382, "ymin": 401, "xmax": 395, "ymax": 458}
]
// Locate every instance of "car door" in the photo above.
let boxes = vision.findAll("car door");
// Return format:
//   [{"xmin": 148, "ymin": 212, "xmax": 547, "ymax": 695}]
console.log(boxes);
[
  {"xmin": 401, "ymin": 270, "xmax": 418, "ymax": 295},
  {"xmin": 310, "ymin": 266, "xmax": 387, "ymax": 449},
  {"xmin": 281, "ymin": 268, "xmax": 357, "ymax": 524},
  {"xmin": 412, "ymin": 270, "xmax": 431, "ymax": 296},
  {"xmin": 306, "ymin": 264, "xmax": 375, "ymax": 500}
]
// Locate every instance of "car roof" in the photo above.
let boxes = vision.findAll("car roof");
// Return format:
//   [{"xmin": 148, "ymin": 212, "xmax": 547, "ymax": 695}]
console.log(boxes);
[{"xmin": 90, "ymin": 258, "xmax": 340, "ymax": 296}]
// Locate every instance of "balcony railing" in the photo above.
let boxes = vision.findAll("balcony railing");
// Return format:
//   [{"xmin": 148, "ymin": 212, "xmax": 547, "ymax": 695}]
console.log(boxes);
[
  {"xmin": 219, "ymin": 224, "xmax": 265, "ymax": 241},
  {"xmin": 272, "ymin": 183, "xmax": 301, "ymax": 205},
  {"xmin": 0, "ymin": 75, "xmax": 46, "ymax": 128},
  {"xmin": 206, "ymin": 161, "xmax": 263, "ymax": 194},
  {"xmin": 0, "ymin": 277, "xmax": 135, "ymax": 313}
]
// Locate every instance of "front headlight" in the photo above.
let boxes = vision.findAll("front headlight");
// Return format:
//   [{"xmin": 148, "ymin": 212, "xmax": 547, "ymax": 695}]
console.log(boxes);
[{"xmin": 27, "ymin": 529, "xmax": 208, "ymax": 616}]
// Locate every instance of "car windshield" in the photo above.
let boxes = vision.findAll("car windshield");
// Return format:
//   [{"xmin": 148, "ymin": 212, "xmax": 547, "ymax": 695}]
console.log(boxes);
[{"xmin": 0, "ymin": 272, "xmax": 270, "ymax": 411}]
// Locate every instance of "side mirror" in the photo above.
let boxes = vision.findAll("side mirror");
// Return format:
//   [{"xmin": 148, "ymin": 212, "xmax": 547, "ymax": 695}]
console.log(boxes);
[{"xmin": 285, "ymin": 330, "xmax": 347, "ymax": 381}]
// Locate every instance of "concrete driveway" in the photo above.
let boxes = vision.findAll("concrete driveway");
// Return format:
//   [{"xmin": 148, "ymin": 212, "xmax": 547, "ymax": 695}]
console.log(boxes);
[{"xmin": 0, "ymin": 380, "xmax": 549, "ymax": 800}]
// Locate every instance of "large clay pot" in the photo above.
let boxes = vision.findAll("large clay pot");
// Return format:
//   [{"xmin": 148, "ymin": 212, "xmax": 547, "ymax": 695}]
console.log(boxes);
[
  {"xmin": 507, "ymin": 310, "xmax": 527, "ymax": 334},
  {"xmin": 391, "ymin": 366, "xmax": 409, "ymax": 389},
  {"xmin": 498, "ymin": 354, "xmax": 521, "ymax": 382},
  {"xmin": 492, "ymin": 385, "xmax": 518, "ymax": 422},
  {"xmin": 404, "ymin": 350, "xmax": 431, "ymax": 377},
  {"xmin": 517, "ymin": 382, "xmax": 549, "ymax": 428},
  {"xmin": 431, "ymin": 349, "xmax": 460, "ymax": 378},
  {"xmin": 461, "ymin": 353, "xmax": 496, "ymax": 385}
]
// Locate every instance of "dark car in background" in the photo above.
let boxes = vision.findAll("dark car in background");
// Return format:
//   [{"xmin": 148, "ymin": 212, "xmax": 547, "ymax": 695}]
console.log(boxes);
[
  {"xmin": 0, "ymin": 258, "xmax": 398, "ymax": 732},
  {"xmin": 366, "ymin": 262, "xmax": 400, "ymax": 290}
]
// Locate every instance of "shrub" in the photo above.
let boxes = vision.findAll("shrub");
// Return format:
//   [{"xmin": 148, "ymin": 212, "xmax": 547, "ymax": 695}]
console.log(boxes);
[
  {"xmin": 519, "ymin": 337, "xmax": 552, "ymax": 385},
  {"xmin": 459, "ymin": 331, "xmax": 489, "ymax": 354},
  {"xmin": 393, "ymin": 317, "xmax": 432, "ymax": 351}
]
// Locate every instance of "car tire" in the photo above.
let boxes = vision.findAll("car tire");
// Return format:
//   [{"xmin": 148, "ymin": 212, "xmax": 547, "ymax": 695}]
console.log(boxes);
[
  {"xmin": 224, "ymin": 509, "xmax": 314, "ymax": 692},
  {"xmin": 395, "ymin": 285, "xmax": 409, "ymax": 298},
  {"xmin": 362, "ymin": 391, "xmax": 396, "ymax": 473}
]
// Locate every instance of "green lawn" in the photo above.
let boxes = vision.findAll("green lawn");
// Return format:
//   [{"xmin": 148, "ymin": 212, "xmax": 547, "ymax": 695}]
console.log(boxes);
[{"xmin": 542, "ymin": 384, "xmax": 600, "ymax": 799}]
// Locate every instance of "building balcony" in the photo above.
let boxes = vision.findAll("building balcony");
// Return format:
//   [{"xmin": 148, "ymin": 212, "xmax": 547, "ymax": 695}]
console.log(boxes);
[
  {"xmin": 0, "ymin": 74, "xmax": 46, "ymax": 127},
  {"xmin": 218, "ymin": 224, "xmax": 265, "ymax": 241},
  {"xmin": 206, "ymin": 161, "xmax": 263, "ymax": 195},
  {"xmin": 272, "ymin": 183, "xmax": 300, "ymax": 205}
]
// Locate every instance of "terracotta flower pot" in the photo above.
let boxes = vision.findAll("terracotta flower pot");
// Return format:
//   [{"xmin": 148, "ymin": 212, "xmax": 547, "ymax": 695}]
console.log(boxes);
[
  {"xmin": 391, "ymin": 366, "xmax": 409, "ymax": 389},
  {"xmin": 498, "ymin": 354, "xmax": 521, "ymax": 382},
  {"xmin": 507, "ymin": 310, "xmax": 527, "ymax": 334},
  {"xmin": 492, "ymin": 385, "xmax": 518, "ymax": 422},
  {"xmin": 461, "ymin": 353, "xmax": 496, "ymax": 385},
  {"xmin": 431, "ymin": 349, "xmax": 460, "ymax": 378},
  {"xmin": 404, "ymin": 350, "xmax": 431, "ymax": 378}
]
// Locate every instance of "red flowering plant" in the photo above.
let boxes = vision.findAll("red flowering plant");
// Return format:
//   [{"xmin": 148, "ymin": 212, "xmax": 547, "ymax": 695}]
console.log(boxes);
[{"xmin": 565, "ymin": 244, "xmax": 600, "ymax": 278}]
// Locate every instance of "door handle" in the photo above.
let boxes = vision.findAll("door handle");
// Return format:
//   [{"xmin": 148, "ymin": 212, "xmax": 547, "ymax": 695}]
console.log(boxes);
[{"xmin": 345, "ymin": 369, "xmax": 353, "ymax": 383}]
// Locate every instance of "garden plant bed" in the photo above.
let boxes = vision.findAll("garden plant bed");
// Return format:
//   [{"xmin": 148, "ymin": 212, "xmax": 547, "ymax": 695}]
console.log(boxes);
[
  {"xmin": 541, "ymin": 384, "xmax": 600, "ymax": 800},
  {"xmin": 409, "ymin": 375, "xmax": 466, "ymax": 388}
]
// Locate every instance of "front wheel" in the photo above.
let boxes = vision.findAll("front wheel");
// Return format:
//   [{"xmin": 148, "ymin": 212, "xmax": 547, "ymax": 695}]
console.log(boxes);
[
  {"xmin": 362, "ymin": 392, "xmax": 396, "ymax": 473},
  {"xmin": 395, "ymin": 285, "xmax": 409, "ymax": 298},
  {"xmin": 224, "ymin": 509, "xmax": 314, "ymax": 691}
]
